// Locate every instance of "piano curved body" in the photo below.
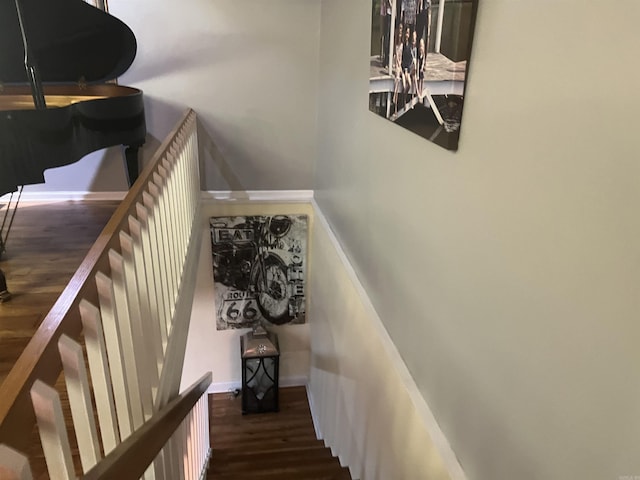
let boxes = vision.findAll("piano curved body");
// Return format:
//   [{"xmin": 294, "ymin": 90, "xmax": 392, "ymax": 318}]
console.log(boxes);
[
  {"xmin": 0, "ymin": 0, "xmax": 146, "ymax": 298},
  {"xmin": 0, "ymin": 0, "xmax": 146, "ymax": 197},
  {"xmin": 0, "ymin": 84, "xmax": 145, "ymax": 196}
]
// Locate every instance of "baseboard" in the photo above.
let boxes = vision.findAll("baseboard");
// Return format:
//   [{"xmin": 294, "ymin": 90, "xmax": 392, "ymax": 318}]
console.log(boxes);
[
  {"xmin": 201, "ymin": 190, "xmax": 314, "ymax": 203},
  {"xmin": 2, "ymin": 190, "xmax": 314, "ymax": 204},
  {"xmin": 305, "ymin": 383, "xmax": 323, "ymax": 441},
  {"xmin": 208, "ymin": 375, "xmax": 309, "ymax": 394},
  {"xmin": 208, "ymin": 381, "xmax": 241, "ymax": 394},
  {"xmin": 199, "ymin": 448, "xmax": 212, "ymax": 480},
  {"xmin": 0, "ymin": 191, "xmax": 127, "ymax": 203}
]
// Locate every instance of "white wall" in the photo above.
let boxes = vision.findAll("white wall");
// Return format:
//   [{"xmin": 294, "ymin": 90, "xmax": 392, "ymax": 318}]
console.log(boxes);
[
  {"xmin": 25, "ymin": 0, "xmax": 320, "ymax": 194},
  {"xmin": 19, "ymin": 148, "xmax": 131, "ymax": 195},
  {"xmin": 308, "ymin": 204, "xmax": 464, "ymax": 480},
  {"xmin": 181, "ymin": 199, "xmax": 313, "ymax": 393},
  {"xmin": 115, "ymin": 0, "xmax": 320, "ymax": 192},
  {"xmin": 315, "ymin": 0, "xmax": 640, "ymax": 479}
]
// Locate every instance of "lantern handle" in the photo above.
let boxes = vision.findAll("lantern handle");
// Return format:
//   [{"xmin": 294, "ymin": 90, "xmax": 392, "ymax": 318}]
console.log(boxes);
[{"xmin": 252, "ymin": 324, "xmax": 268, "ymax": 337}]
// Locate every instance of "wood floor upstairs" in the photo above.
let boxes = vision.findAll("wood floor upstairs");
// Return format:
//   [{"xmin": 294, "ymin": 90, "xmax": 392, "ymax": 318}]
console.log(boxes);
[
  {"xmin": 0, "ymin": 200, "xmax": 119, "ymax": 479},
  {"xmin": 0, "ymin": 200, "xmax": 351, "ymax": 479},
  {"xmin": 0, "ymin": 200, "xmax": 119, "ymax": 386}
]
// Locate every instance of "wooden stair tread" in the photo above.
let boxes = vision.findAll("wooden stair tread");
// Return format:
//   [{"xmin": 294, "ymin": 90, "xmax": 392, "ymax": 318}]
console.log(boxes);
[
  {"xmin": 209, "ymin": 470, "xmax": 352, "ymax": 479},
  {"xmin": 208, "ymin": 463, "xmax": 352, "ymax": 480},
  {"xmin": 208, "ymin": 386, "xmax": 350, "ymax": 479},
  {"xmin": 211, "ymin": 428, "xmax": 320, "ymax": 445},
  {"xmin": 213, "ymin": 438, "xmax": 327, "ymax": 456},
  {"xmin": 213, "ymin": 445, "xmax": 335, "ymax": 464},
  {"xmin": 210, "ymin": 455, "xmax": 343, "ymax": 472}
]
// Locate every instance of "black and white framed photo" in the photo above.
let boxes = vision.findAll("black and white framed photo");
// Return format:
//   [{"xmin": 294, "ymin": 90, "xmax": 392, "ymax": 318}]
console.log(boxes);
[
  {"xmin": 369, "ymin": 0, "xmax": 478, "ymax": 150},
  {"xmin": 210, "ymin": 215, "xmax": 308, "ymax": 330}
]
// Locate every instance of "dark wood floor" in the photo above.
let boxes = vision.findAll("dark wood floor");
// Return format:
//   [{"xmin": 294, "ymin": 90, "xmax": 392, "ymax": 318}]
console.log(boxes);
[
  {"xmin": 0, "ymin": 200, "xmax": 119, "ymax": 387},
  {"xmin": 209, "ymin": 387, "xmax": 351, "ymax": 479},
  {"xmin": 1, "ymin": 201, "xmax": 350, "ymax": 479},
  {"xmin": 0, "ymin": 200, "xmax": 119, "ymax": 479}
]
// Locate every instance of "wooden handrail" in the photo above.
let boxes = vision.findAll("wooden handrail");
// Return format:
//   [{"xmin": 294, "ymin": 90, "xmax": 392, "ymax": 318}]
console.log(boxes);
[
  {"xmin": 0, "ymin": 108, "xmax": 196, "ymax": 453},
  {"xmin": 81, "ymin": 372, "xmax": 211, "ymax": 480}
]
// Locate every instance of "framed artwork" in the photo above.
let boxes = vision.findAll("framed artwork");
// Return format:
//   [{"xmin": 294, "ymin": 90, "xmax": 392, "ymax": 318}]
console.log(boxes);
[
  {"xmin": 210, "ymin": 215, "xmax": 307, "ymax": 330},
  {"xmin": 369, "ymin": 0, "xmax": 479, "ymax": 150}
]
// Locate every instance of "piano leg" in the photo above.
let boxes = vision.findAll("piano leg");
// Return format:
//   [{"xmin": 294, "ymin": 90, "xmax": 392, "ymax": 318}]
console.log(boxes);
[
  {"xmin": 0, "ymin": 268, "xmax": 11, "ymax": 303},
  {"xmin": 123, "ymin": 144, "xmax": 141, "ymax": 187}
]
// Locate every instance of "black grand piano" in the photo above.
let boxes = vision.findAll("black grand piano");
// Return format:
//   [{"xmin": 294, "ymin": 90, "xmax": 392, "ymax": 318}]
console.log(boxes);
[
  {"xmin": 0, "ymin": 0, "xmax": 146, "ymax": 194},
  {"xmin": 0, "ymin": 0, "xmax": 146, "ymax": 301}
]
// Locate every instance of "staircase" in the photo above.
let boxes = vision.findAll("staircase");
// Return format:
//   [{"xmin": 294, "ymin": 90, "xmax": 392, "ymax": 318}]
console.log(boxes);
[
  {"xmin": 208, "ymin": 386, "xmax": 351, "ymax": 479},
  {"xmin": 0, "ymin": 109, "xmax": 353, "ymax": 479}
]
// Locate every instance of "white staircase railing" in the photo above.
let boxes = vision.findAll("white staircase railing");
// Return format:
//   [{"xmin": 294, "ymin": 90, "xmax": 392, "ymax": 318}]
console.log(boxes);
[{"xmin": 0, "ymin": 109, "xmax": 209, "ymax": 479}]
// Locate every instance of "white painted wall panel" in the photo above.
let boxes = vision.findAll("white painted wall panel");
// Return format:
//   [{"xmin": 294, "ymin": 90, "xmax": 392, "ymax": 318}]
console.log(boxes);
[
  {"xmin": 308, "ymin": 204, "xmax": 463, "ymax": 480},
  {"xmin": 180, "ymin": 199, "xmax": 313, "ymax": 393},
  {"xmin": 315, "ymin": 0, "xmax": 640, "ymax": 478}
]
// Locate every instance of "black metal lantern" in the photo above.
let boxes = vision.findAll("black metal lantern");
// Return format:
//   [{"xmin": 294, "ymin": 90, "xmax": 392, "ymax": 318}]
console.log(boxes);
[{"xmin": 240, "ymin": 325, "xmax": 280, "ymax": 414}]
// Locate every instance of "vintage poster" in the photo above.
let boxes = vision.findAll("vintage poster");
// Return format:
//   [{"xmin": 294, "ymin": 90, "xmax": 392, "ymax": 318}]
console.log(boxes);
[{"xmin": 210, "ymin": 215, "xmax": 307, "ymax": 330}]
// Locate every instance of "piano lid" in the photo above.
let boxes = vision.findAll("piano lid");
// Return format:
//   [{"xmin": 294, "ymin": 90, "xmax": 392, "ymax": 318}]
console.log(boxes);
[{"xmin": 0, "ymin": 0, "xmax": 137, "ymax": 85}]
